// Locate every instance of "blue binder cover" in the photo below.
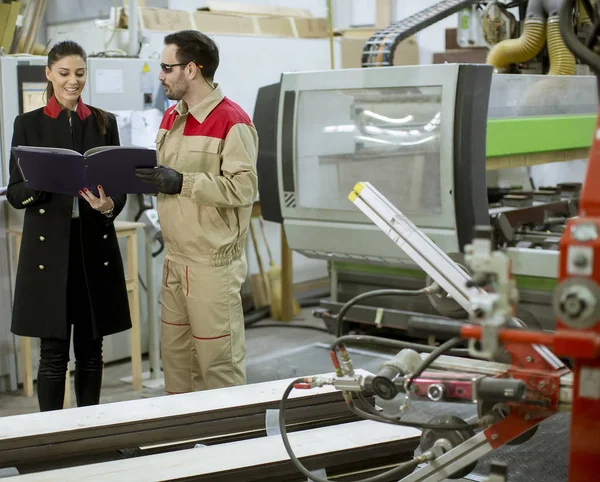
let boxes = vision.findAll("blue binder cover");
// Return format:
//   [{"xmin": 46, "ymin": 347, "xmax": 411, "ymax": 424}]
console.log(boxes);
[{"xmin": 12, "ymin": 145, "xmax": 159, "ymax": 197}]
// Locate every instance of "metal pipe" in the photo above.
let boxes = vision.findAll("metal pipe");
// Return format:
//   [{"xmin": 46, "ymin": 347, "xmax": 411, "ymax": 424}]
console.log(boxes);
[{"xmin": 128, "ymin": 0, "xmax": 138, "ymax": 57}]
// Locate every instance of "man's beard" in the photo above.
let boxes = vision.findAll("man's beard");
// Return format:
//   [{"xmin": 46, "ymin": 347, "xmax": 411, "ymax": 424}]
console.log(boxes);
[{"xmin": 164, "ymin": 77, "xmax": 187, "ymax": 100}]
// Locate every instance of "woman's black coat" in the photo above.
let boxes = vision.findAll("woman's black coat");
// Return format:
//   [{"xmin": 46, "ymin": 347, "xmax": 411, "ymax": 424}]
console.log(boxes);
[{"xmin": 6, "ymin": 97, "xmax": 132, "ymax": 340}]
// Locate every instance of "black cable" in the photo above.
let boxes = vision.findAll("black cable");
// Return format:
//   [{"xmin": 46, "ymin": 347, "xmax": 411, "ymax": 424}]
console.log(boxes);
[
  {"xmin": 246, "ymin": 324, "xmax": 330, "ymax": 334},
  {"xmin": 330, "ymin": 335, "xmax": 469, "ymax": 357},
  {"xmin": 134, "ymin": 195, "xmax": 152, "ymax": 221},
  {"xmin": 346, "ymin": 396, "xmax": 480, "ymax": 430},
  {"xmin": 405, "ymin": 337, "xmax": 464, "ymax": 390},
  {"xmin": 244, "ymin": 306, "xmax": 271, "ymax": 326},
  {"xmin": 244, "ymin": 295, "xmax": 327, "ymax": 328},
  {"xmin": 561, "ymin": 0, "xmax": 600, "ymax": 75},
  {"xmin": 579, "ymin": 0, "xmax": 596, "ymax": 24},
  {"xmin": 138, "ymin": 271, "xmax": 148, "ymax": 292},
  {"xmin": 278, "ymin": 380, "xmax": 421, "ymax": 482},
  {"xmin": 586, "ymin": 17, "xmax": 600, "ymax": 48},
  {"xmin": 335, "ymin": 288, "xmax": 427, "ymax": 338},
  {"xmin": 505, "ymin": 0, "xmax": 527, "ymax": 8}
]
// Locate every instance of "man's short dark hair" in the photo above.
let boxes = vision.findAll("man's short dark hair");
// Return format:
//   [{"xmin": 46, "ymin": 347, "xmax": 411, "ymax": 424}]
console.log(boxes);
[{"xmin": 164, "ymin": 30, "xmax": 219, "ymax": 80}]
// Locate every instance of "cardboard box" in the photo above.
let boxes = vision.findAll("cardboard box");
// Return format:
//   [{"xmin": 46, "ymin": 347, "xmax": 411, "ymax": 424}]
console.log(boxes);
[
  {"xmin": 194, "ymin": 10, "xmax": 328, "ymax": 38},
  {"xmin": 338, "ymin": 28, "xmax": 419, "ymax": 68},
  {"xmin": 205, "ymin": 1, "xmax": 313, "ymax": 19},
  {"xmin": 193, "ymin": 11, "xmax": 256, "ymax": 36},
  {"xmin": 255, "ymin": 16, "xmax": 295, "ymax": 37},
  {"xmin": 138, "ymin": 7, "xmax": 192, "ymax": 32},
  {"xmin": 119, "ymin": 4, "xmax": 329, "ymax": 39},
  {"xmin": 200, "ymin": 1, "xmax": 328, "ymax": 39},
  {"xmin": 292, "ymin": 17, "xmax": 329, "ymax": 38}
]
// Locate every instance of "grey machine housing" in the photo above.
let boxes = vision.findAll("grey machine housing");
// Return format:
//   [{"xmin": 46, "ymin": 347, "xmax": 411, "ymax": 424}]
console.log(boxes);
[{"xmin": 255, "ymin": 63, "xmax": 492, "ymax": 266}]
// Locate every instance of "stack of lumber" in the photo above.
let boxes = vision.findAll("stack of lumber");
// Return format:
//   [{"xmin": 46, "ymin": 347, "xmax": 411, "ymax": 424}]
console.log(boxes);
[{"xmin": 0, "ymin": 0, "xmax": 48, "ymax": 55}]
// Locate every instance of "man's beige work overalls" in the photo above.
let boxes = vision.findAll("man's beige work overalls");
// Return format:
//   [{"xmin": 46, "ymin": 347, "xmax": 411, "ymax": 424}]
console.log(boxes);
[{"xmin": 155, "ymin": 85, "xmax": 258, "ymax": 393}]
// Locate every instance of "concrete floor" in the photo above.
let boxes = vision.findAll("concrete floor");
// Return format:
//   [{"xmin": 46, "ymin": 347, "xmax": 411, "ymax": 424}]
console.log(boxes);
[{"xmin": 0, "ymin": 307, "xmax": 342, "ymax": 416}]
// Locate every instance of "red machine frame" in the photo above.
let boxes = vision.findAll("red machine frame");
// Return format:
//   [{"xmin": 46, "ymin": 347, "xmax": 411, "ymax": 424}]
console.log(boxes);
[{"xmin": 455, "ymin": 109, "xmax": 600, "ymax": 481}]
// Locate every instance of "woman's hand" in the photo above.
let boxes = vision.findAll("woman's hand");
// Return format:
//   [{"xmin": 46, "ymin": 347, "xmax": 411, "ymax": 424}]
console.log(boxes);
[{"xmin": 79, "ymin": 185, "xmax": 114, "ymax": 215}]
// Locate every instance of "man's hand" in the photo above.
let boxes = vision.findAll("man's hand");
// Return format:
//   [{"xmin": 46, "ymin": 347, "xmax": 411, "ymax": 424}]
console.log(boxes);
[{"xmin": 135, "ymin": 166, "xmax": 183, "ymax": 195}]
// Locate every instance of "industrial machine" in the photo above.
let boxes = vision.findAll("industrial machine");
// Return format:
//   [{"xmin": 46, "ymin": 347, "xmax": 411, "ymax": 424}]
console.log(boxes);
[
  {"xmin": 277, "ymin": 183, "xmax": 574, "ymax": 481},
  {"xmin": 255, "ymin": 60, "xmax": 596, "ymax": 335},
  {"xmin": 273, "ymin": 1, "xmax": 600, "ymax": 480},
  {"xmin": 0, "ymin": 55, "xmax": 166, "ymax": 392}
]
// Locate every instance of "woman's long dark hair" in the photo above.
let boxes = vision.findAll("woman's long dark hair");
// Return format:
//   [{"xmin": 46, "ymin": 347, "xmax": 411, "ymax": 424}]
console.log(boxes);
[{"xmin": 45, "ymin": 40, "xmax": 109, "ymax": 135}]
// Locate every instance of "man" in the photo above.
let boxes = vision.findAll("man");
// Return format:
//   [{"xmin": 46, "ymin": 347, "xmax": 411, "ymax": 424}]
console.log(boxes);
[{"xmin": 136, "ymin": 30, "xmax": 258, "ymax": 393}]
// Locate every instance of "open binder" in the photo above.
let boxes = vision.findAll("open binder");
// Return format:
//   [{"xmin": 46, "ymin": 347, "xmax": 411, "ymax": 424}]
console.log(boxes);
[{"xmin": 12, "ymin": 145, "xmax": 159, "ymax": 197}]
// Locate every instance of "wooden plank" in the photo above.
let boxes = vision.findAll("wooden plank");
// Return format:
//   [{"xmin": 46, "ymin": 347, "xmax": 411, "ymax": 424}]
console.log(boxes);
[
  {"xmin": 280, "ymin": 225, "xmax": 294, "ymax": 321},
  {"xmin": 0, "ymin": 372, "xmax": 373, "ymax": 466},
  {"xmin": 114, "ymin": 220, "xmax": 145, "ymax": 232},
  {"xmin": 0, "ymin": 372, "xmax": 356, "ymax": 441},
  {"xmin": 10, "ymin": 401, "xmax": 361, "ymax": 473},
  {"xmin": 10, "ymin": 421, "xmax": 420, "ymax": 481}
]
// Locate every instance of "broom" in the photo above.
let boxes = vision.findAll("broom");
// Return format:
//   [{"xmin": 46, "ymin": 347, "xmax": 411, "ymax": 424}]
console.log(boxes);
[
  {"xmin": 248, "ymin": 219, "xmax": 270, "ymax": 309},
  {"xmin": 258, "ymin": 217, "xmax": 300, "ymax": 320}
]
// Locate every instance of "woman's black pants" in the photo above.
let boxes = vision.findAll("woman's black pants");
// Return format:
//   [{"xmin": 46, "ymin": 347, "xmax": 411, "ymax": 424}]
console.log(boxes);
[{"xmin": 37, "ymin": 219, "xmax": 104, "ymax": 412}]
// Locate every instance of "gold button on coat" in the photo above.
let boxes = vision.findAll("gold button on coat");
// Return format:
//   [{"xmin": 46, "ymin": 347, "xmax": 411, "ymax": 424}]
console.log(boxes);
[
  {"xmin": 103, "ymin": 234, "xmax": 108, "ymax": 239},
  {"xmin": 39, "ymin": 236, "xmax": 45, "ymax": 241},
  {"xmin": 104, "ymin": 261, "xmax": 109, "ymax": 266},
  {"xmin": 38, "ymin": 265, "xmax": 45, "ymax": 270},
  {"xmin": 39, "ymin": 208, "xmax": 45, "ymax": 214}
]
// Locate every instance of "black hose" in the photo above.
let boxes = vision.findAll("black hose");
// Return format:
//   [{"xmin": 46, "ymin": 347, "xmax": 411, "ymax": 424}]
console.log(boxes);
[
  {"xmin": 278, "ymin": 380, "xmax": 422, "ymax": 482},
  {"xmin": 335, "ymin": 288, "xmax": 426, "ymax": 338},
  {"xmin": 405, "ymin": 337, "xmax": 465, "ymax": 390},
  {"xmin": 247, "ymin": 324, "xmax": 330, "ymax": 334},
  {"xmin": 345, "ymin": 396, "xmax": 480, "ymax": 430},
  {"xmin": 580, "ymin": 0, "xmax": 596, "ymax": 24},
  {"xmin": 244, "ymin": 295, "xmax": 328, "ymax": 328},
  {"xmin": 560, "ymin": 0, "xmax": 600, "ymax": 75},
  {"xmin": 244, "ymin": 306, "xmax": 271, "ymax": 326}
]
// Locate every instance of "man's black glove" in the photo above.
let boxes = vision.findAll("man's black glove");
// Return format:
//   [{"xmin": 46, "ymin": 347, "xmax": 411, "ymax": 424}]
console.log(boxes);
[{"xmin": 135, "ymin": 166, "xmax": 183, "ymax": 195}]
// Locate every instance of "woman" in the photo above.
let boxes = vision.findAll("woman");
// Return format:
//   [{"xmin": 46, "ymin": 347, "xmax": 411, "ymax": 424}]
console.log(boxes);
[{"xmin": 6, "ymin": 40, "xmax": 132, "ymax": 411}]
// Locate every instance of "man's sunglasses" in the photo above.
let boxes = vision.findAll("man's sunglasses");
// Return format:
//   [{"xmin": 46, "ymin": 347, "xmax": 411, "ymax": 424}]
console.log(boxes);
[{"xmin": 160, "ymin": 62, "xmax": 203, "ymax": 73}]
